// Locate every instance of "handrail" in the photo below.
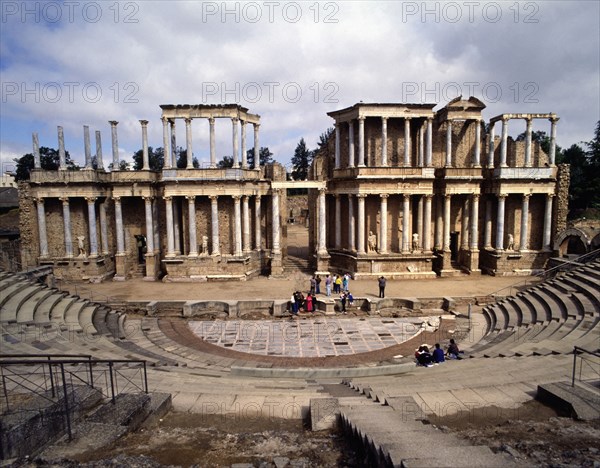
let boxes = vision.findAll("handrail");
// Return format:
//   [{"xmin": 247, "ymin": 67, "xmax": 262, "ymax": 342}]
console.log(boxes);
[{"xmin": 571, "ymin": 346, "xmax": 600, "ymax": 387}]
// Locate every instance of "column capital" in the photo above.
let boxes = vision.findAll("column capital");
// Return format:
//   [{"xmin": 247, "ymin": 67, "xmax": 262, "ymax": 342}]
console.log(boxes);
[
  {"xmin": 426, "ymin": 116, "xmax": 433, "ymax": 122},
  {"xmin": 35, "ymin": 197, "xmax": 45, "ymax": 204},
  {"xmin": 164, "ymin": 195, "xmax": 172, "ymax": 202},
  {"xmin": 318, "ymin": 188, "xmax": 327, "ymax": 195},
  {"xmin": 334, "ymin": 193, "xmax": 340, "ymax": 199},
  {"xmin": 59, "ymin": 197, "xmax": 70, "ymax": 204},
  {"xmin": 142, "ymin": 196, "xmax": 153, "ymax": 202},
  {"xmin": 425, "ymin": 193, "xmax": 433, "ymax": 200},
  {"xmin": 161, "ymin": 116, "xmax": 168, "ymax": 123},
  {"xmin": 546, "ymin": 193, "xmax": 555, "ymax": 199},
  {"xmin": 356, "ymin": 193, "xmax": 367, "ymax": 199},
  {"xmin": 403, "ymin": 193, "xmax": 411, "ymax": 201},
  {"xmin": 109, "ymin": 120, "xmax": 119, "ymax": 126},
  {"xmin": 139, "ymin": 119, "xmax": 149, "ymax": 127},
  {"xmin": 524, "ymin": 116, "xmax": 532, "ymax": 123},
  {"xmin": 549, "ymin": 116, "xmax": 560, "ymax": 123},
  {"xmin": 472, "ymin": 193, "xmax": 480, "ymax": 201},
  {"xmin": 184, "ymin": 117, "xmax": 192, "ymax": 124},
  {"xmin": 357, "ymin": 116, "xmax": 366, "ymax": 121},
  {"xmin": 242, "ymin": 194, "xmax": 249, "ymax": 201},
  {"xmin": 232, "ymin": 194, "xmax": 241, "ymax": 201},
  {"xmin": 209, "ymin": 194, "xmax": 219, "ymax": 201},
  {"xmin": 405, "ymin": 116, "xmax": 412, "ymax": 121},
  {"xmin": 113, "ymin": 196, "xmax": 121, "ymax": 203},
  {"xmin": 523, "ymin": 193, "xmax": 532, "ymax": 200},
  {"xmin": 498, "ymin": 193, "xmax": 508, "ymax": 200},
  {"xmin": 381, "ymin": 116, "xmax": 388, "ymax": 122},
  {"xmin": 240, "ymin": 119, "xmax": 247, "ymax": 127},
  {"xmin": 255, "ymin": 194, "xmax": 261, "ymax": 200},
  {"xmin": 253, "ymin": 122, "xmax": 260, "ymax": 129},
  {"xmin": 208, "ymin": 116, "xmax": 215, "ymax": 124},
  {"xmin": 186, "ymin": 195, "xmax": 196, "ymax": 202},
  {"xmin": 85, "ymin": 196, "xmax": 97, "ymax": 203},
  {"xmin": 380, "ymin": 193, "xmax": 389, "ymax": 199},
  {"xmin": 272, "ymin": 188, "xmax": 283, "ymax": 196},
  {"xmin": 232, "ymin": 117, "xmax": 239, "ymax": 123},
  {"xmin": 444, "ymin": 194, "xmax": 452, "ymax": 200},
  {"xmin": 501, "ymin": 116, "xmax": 509, "ymax": 122}
]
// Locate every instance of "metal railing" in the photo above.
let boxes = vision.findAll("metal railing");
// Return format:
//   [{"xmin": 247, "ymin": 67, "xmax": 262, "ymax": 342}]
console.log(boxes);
[{"xmin": 571, "ymin": 346, "xmax": 600, "ymax": 387}]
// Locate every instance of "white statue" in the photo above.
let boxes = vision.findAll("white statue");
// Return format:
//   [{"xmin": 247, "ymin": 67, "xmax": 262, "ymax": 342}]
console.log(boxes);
[
  {"xmin": 412, "ymin": 233, "xmax": 420, "ymax": 251},
  {"xmin": 201, "ymin": 235, "xmax": 209, "ymax": 255},
  {"xmin": 368, "ymin": 230, "xmax": 377, "ymax": 253},
  {"xmin": 77, "ymin": 236, "xmax": 86, "ymax": 257},
  {"xmin": 507, "ymin": 233, "xmax": 515, "ymax": 251}
]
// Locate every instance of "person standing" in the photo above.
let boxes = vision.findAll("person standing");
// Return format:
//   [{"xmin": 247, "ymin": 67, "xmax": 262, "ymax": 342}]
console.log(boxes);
[
  {"xmin": 290, "ymin": 293, "xmax": 298, "ymax": 316},
  {"xmin": 325, "ymin": 274, "xmax": 332, "ymax": 296},
  {"xmin": 342, "ymin": 274, "xmax": 349, "ymax": 293},
  {"xmin": 335, "ymin": 275, "xmax": 342, "ymax": 294},
  {"xmin": 378, "ymin": 276, "xmax": 386, "ymax": 298},
  {"xmin": 309, "ymin": 275, "xmax": 316, "ymax": 295},
  {"xmin": 315, "ymin": 275, "xmax": 322, "ymax": 294},
  {"xmin": 340, "ymin": 292, "xmax": 347, "ymax": 314},
  {"xmin": 306, "ymin": 293, "xmax": 314, "ymax": 313}
]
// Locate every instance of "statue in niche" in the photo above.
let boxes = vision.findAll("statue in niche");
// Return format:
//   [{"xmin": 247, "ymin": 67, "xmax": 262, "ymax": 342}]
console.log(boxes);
[
  {"xmin": 368, "ymin": 230, "xmax": 378, "ymax": 253},
  {"xmin": 412, "ymin": 233, "xmax": 420, "ymax": 252},
  {"xmin": 201, "ymin": 235, "xmax": 209, "ymax": 256},
  {"xmin": 507, "ymin": 233, "xmax": 515, "ymax": 251},
  {"xmin": 77, "ymin": 236, "xmax": 86, "ymax": 258}
]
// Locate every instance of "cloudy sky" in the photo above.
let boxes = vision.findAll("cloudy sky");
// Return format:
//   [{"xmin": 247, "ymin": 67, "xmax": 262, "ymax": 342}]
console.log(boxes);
[{"xmin": 1, "ymin": 1, "xmax": 599, "ymax": 173}]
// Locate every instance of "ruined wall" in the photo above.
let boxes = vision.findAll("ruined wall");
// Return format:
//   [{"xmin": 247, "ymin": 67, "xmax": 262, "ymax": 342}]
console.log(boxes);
[
  {"xmin": 18, "ymin": 182, "xmax": 38, "ymax": 268},
  {"xmin": 555, "ymin": 163, "xmax": 570, "ymax": 238}
]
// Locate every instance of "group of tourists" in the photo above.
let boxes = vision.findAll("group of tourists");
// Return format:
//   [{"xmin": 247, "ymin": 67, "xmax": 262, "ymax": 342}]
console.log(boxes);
[
  {"xmin": 323, "ymin": 273, "xmax": 352, "ymax": 296},
  {"xmin": 414, "ymin": 339, "xmax": 464, "ymax": 367},
  {"xmin": 289, "ymin": 290, "xmax": 317, "ymax": 315}
]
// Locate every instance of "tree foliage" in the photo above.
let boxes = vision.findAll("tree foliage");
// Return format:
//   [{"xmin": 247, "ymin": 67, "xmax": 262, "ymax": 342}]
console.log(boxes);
[
  {"xmin": 246, "ymin": 147, "xmax": 274, "ymax": 167},
  {"xmin": 217, "ymin": 156, "xmax": 234, "ymax": 168},
  {"xmin": 291, "ymin": 138, "xmax": 312, "ymax": 180},
  {"xmin": 13, "ymin": 146, "xmax": 77, "ymax": 181},
  {"xmin": 132, "ymin": 146, "xmax": 164, "ymax": 171}
]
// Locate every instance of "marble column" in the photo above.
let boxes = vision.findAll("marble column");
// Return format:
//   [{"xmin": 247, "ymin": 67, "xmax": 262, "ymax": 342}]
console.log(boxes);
[
  {"xmin": 461, "ymin": 197, "xmax": 470, "ymax": 250},
  {"xmin": 334, "ymin": 195, "xmax": 341, "ymax": 249},
  {"xmin": 32, "ymin": 133, "xmax": 41, "ymax": 169},
  {"xmin": 445, "ymin": 120, "xmax": 453, "ymax": 167},
  {"xmin": 242, "ymin": 195, "xmax": 251, "ymax": 253},
  {"xmin": 317, "ymin": 189, "xmax": 327, "ymax": 254},
  {"xmin": 348, "ymin": 195, "xmax": 356, "ymax": 251},
  {"xmin": 210, "ymin": 196, "xmax": 220, "ymax": 256},
  {"xmin": 162, "ymin": 117, "xmax": 171, "ymax": 169},
  {"xmin": 140, "ymin": 120, "xmax": 150, "ymax": 170},
  {"xmin": 143, "ymin": 197, "xmax": 154, "ymax": 254},
  {"xmin": 404, "ymin": 118, "xmax": 411, "ymax": 167},
  {"xmin": 402, "ymin": 194, "xmax": 410, "ymax": 253},
  {"xmin": 95, "ymin": 130, "xmax": 104, "ymax": 171},
  {"xmin": 170, "ymin": 120, "xmax": 177, "ymax": 168},
  {"xmin": 99, "ymin": 200, "xmax": 109, "ymax": 255},
  {"xmin": 423, "ymin": 195, "xmax": 433, "ymax": 251},
  {"xmin": 253, "ymin": 123, "xmax": 260, "ymax": 169},
  {"xmin": 334, "ymin": 123, "xmax": 341, "ymax": 169},
  {"xmin": 495, "ymin": 194, "xmax": 507, "ymax": 250},
  {"xmin": 109, "ymin": 121, "xmax": 119, "ymax": 169},
  {"xmin": 418, "ymin": 122, "xmax": 425, "ymax": 167},
  {"xmin": 519, "ymin": 194, "xmax": 531, "ymax": 251},
  {"xmin": 165, "ymin": 197, "xmax": 175, "ymax": 257},
  {"xmin": 36, "ymin": 198, "xmax": 48, "ymax": 257},
  {"xmin": 87, "ymin": 197, "xmax": 99, "ymax": 257},
  {"xmin": 233, "ymin": 195, "xmax": 242, "ymax": 256},
  {"xmin": 185, "ymin": 118, "xmax": 193, "ymax": 169},
  {"xmin": 152, "ymin": 198, "xmax": 160, "ymax": 254},
  {"xmin": 348, "ymin": 121, "xmax": 355, "ymax": 168},
  {"xmin": 60, "ymin": 197, "xmax": 72, "ymax": 257},
  {"xmin": 500, "ymin": 117, "xmax": 508, "ymax": 167},
  {"xmin": 358, "ymin": 117, "xmax": 365, "ymax": 167},
  {"xmin": 484, "ymin": 198, "xmax": 493, "ymax": 249},
  {"xmin": 254, "ymin": 195, "xmax": 262, "ymax": 250},
  {"xmin": 271, "ymin": 190, "xmax": 281, "ymax": 255},
  {"xmin": 524, "ymin": 117, "xmax": 533, "ymax": 167},
  {"xmin": 426, "ymin": 117, "xmax": 433, "ymax": 167},
  {"xmin": 379, "ymin": 194, "xmax": 388, "ymax": 254},
  {"xmin": 416, "ymin": 195, "xmax": 423, "ymax": 250},
  {"xmin": 434, "ymin": 196, "xmax": 443, "ymax": 250},
  {"xmin": 487, "ymin": 123, "xmax": 495, "ymax": 167},
  {"xmin": 173, "ymin": 200, "xmax": 181, "ymax": 254},
  {"xmin": 549, "ymin": 117, "xmax": 558, "ymax": 165},
  {"xmin": 470, "ymin": 195, "xmax": 480, "ymax": 251},
  {"xmin": 232, "ymin": 117, "xmax": 240, "ymax": 168},
  {"xmin": 187, "ymin": 196, "xmax": 197, "ymax": 257},
  {"xmin": 241, "ymin": 120, "xmax": 247, "ymax": 169},
  {"xmin": 84, "ymin": 125, "xmax": 93, "ymax": 169},
  {"xmin": 114, "ymin": 197, "xmax": 125, "ymax": 254},
  {"xmin": 543, "ymin": 194, "xmax": 554, "ymax": 250},
  {"xmin": 209, "ymin": 117, "xmax": 216, "ymax": 168},
  {"xmin": 357, "ymin": 194, "xmax": 366, "ymax": 254},
  {"xmin": 443, "ymin": 195, "xmax": 451, "ymax": 252},
  {"xmin": 381, "ymin": 117, "xmax": 388, "ymax": 167},
  {"xmin": 473, "ymin": 120, "xmax": 481, "ymax": 167},
  {"xmin": 58, "ymin": 126, "xmax": 66, "ymax": 170}
]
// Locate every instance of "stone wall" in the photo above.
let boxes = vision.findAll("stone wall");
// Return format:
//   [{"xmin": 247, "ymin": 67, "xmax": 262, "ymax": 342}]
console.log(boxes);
[
  {"xmin": 18, "ymin": 182, "xmax": 39, "ymax": 268},
  {"xmin": 555, "ymin": 164, "xmax": 570, "ymax": 238}
]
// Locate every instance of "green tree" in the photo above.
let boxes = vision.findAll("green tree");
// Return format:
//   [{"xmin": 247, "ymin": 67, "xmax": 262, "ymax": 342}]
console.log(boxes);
[
  {"xmin": 516, "ymin": 130, "xmax": 562, "ymax": 158},
  {"xmin": 316, "ymin": 127, "xmax": 334, "ymax": 152},
  {"xmin": 13, "ymin": 146, "xmax": 77, "ymax": 181},
  {"xmin": 217, "ymin": 156, "xmax": 234, "ymax": 168},
  {"xmin": 132, "ymin": 146, "xmax": 164, "ymax": 171},
  {"xmin": 108, "ymin": 160, "xmax": 130, "ymax": 171},
  {"xmin": 246, "ymin": 147, "xmax": 274, "ymax": 167},
  {"xmin": 561, "ymin": 144, "xmax": 587, "ymax": 213},
  {"xmin": 291, "ymin": 138, "xmax": 312, "ymax": 180},
  {"xmin": 175, "ymin": 147, "xmax": 199, "ymax": 169}
]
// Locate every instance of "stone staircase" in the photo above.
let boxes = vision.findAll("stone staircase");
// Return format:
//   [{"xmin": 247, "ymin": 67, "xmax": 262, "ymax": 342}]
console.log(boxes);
[{"xmin": 283, "ymin": 254, "xmax": 312, "ymax": 274}]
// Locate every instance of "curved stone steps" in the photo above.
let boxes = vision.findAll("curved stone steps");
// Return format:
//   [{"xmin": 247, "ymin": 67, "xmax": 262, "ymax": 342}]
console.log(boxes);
[
  {"xmin": 543, "ymin": 283, "xmax": 588, "ymax": 318},
  {"xmin": 561, "ymin": 276, "xmax": 600, "ymax": 313},
  {"xmin": 509, "ymin": 296, "xmax": 535, "ymax": 325},
  {"xmin": 468, "ymin": 330, "xmax": 518, "ymax": 358},
  {"xmin": 517, "ymin": 290, "xmax": 552, "ymax": 323},
  {"xmin": 579, "ymin": 265, "xmax": 600, "ymax": 282},
  {"xmin": 63, "ymin": 299, "xmax": 89, "ymax": 332},
  {"xmin": 33, "ymin": 292, "xmax": 67, "ymax": 324},
  {"xmin": 14, "ymin": 287, "xmax": 54, "ymax": 323},
  {"xmin": 49, "ymin": 296, "xmax": 78, "ymax": 323},
  {"xmin": 529, "ymin": 288, "xmax": 566, "ymax": 322},
  {"xmin": 564, "ymin": 274, "xmax": 600, "ymax": 302},
  {"xmin": 0, "ymin": 281, "xmax": 33, "ymax": 308},
  {"xmin": 0, "ymin": 284, "xmax": 43, "ymax": 322}
]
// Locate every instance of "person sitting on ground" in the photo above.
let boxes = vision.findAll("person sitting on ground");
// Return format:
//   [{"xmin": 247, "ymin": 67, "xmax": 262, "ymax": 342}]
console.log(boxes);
[
  {"xmin": 447, "ymin": 338, "xmax": 462, "ymax": 359},
  {"xmin": 415, "ymin": 345, "xmax": 433, "ymax": 367},
  {"xmin": 432, "ymin": 343, "xmax": 445, "ymax": 363}
]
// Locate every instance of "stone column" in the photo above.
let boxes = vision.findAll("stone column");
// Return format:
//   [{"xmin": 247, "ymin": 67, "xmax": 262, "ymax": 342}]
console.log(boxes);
[
  {"xmin": 60, "ymin": 197, "xmax": 72, "ymax": 257},
  {"xmin": 241, "ymin": 120, "xmax": 247, "ymax": 169},
  {"xmin": 114, "ymin": 197, "xmax": 125, "ymax": 255},
  {"xmin": 152, "ymin": 198, "xmax": 160, "ymax": 254},
  {"xmin": 271, "ymin": 190, "xmax": 281, "ymax": 255},
  {"xmin": 242, "ymin": 195, "xmax": 251, "ymax": 253},
  {"xmin": 253, "ymin": 123, "xmax": 260, "ymax": 169},
  {"xmin": 95, "ymin": 130, "xmax": 104, "ymax": 171},
  {"xmin": 185, "ymin": 118, "xmax": 193, "ymax": 169},
  {"xmin": 524, "ymin": 117, "xmax": 533, "ymax": 167},
  {"xmin": 173, "ymin": 200, "xmax": 181, "ymax": 254},
  {"xmin": 487, "ymin": 123, "xmax": 495, "ymax": 167},
  {"xmin": 170, "ymin": 120, "xmax": 177, "ymax": 168},
  {"xmin": 348, "ymin": 121, "xmax": 355, "ymax": 168},
  {"xmin": 334, "ymin": 123, "xmax": 341, "ymax": 169},
  {"xmin": 549, "ymin": 117, "xmax": 558, "ymax": 165},
  {"xmin": 162, "ymin": 117, "xmax": 171, "ymax": 169},
  {"xmin": 434, "ymin": 196, "xmax": 443, "ymax": 250},
  {"xmin": 140, "ymin": 120, "xmax": 150, "ymax": 170},
  {"xmin": 519, "ymin": 194, "xmax": 531, "ymax": 251},
  {"xmin": 404, "ymin": 118, "xmax": 411, "ymax": 167},
  {"xmin": 109, "ymin": 121, "xmax": 119, "ymax": 169},
  {"xmin": 209, "ymin": 117, "xmax": 217, "ymax": 168},
  {"xmin": 165, "ymin": 197, "xmax": 175, "ymax": 257},
  {"xmin": 423, "ymin": 195, "xmax": 433, "ymax": 251},
  {"xmin": 209, "ymin": 196, "xmax": 220, "ymax": 256},
  {"xmin": 358, "ymin": 116, "xmax": 366, "ymax": 167},
  {"xmin": 543, "ymin": 194, "xmax": 554, "ymax": 250},
  {"xmin": 58, "ymin": 126, "xmax": 66, "ymax": 170},
  {"xmin": 84, "ymin": 125, "xmax": 93, "ymax": 169},
  {"xmin": 473, "ymin": 120, "xmax": 481, "ymax": 167},
  {"xmin": 187, "ymin": 196, "xmax": 198, "ymax": 257},
  {"xmin": 254, "ymin": 195, "xmax": 262, "ymax": 250},
  {"xmin": 232, "ymin": 117, "xmax": 240, "ymax": 168},
  {"xmin": 334, "ymin": 195, "xmax": 341, "ymax": 249},
  {"xmin": 461, "ymin": 197, "xmax": 470, "ymax": 250},
  {"xmin": 87, "ymin": 197, "xmax": 98, "ymax": 257},
  {"xmin": 379, "ymin": 194, "xmax": 388, "ymax": 254},
  {"xmin": 318, "ymin": 189, "xmax": 327, "ymax": 254},
  {"xmin": 484, "ymin": 198, "xmax": 493, "ymax": 249},
  {"xmin": 36, "ymin": 198, "xmax": 49, "ymax": 258},
  {"xmin": 357, "ymin": 194, "xmax": 366, "ymax": 254},
  {"xmin": 495, "ymin": 194, "xmax": 507, "ymax": 250},
  {"xmin": 233, "ymin": 195, "xmax": 242, "ymax": 256},
  {"xmin": 348, "ymin": 195, "xmax": 356, "ymax": 251},
  {"xmin": 500, "ymin": 117, "xmax": 509, "ymax": 167},
  {"xmin": 402, "ymin": 194, "xmax": 410, "ymax": 253},
  {"xmin": 32, "ymin": 133, "xmax": 41, "ymax": 169},
  {"xmin": 470, "ymin": 194, "xmax": 480, "ymax": 251},
  {"xmin": 416, "ymin": 195, "xmax": 423, "ymax": 250},
  {"xmin": 143, "ymin": 197, "xmax": 154, "ymax": 254},
  {"xmin": 381, "ymin": 117, "xmax": 388, "ymax": 166},
  {"xmin": 418, "ymin": 122, "xmax": 425, "ymax": 167},
  {"xmin": 443, "ymin": 195, "xmax": 451, "ymax": 252},
  {"xmin": 426, "ymin": 117, "xmax": 433, "ymax": 167},
  {"xmin": 445, "ymin": 120, "xmax": 453, "ymax": 167},
  {"xmin": 99, "ymin": 200, "xmax": 109, "ymax": 255}
]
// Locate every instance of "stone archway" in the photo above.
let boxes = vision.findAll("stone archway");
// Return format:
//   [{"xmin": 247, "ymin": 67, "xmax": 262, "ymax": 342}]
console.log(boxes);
[{"xmin": 554, "ymin": 227, "xmax": 590, "ymax": 257}]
